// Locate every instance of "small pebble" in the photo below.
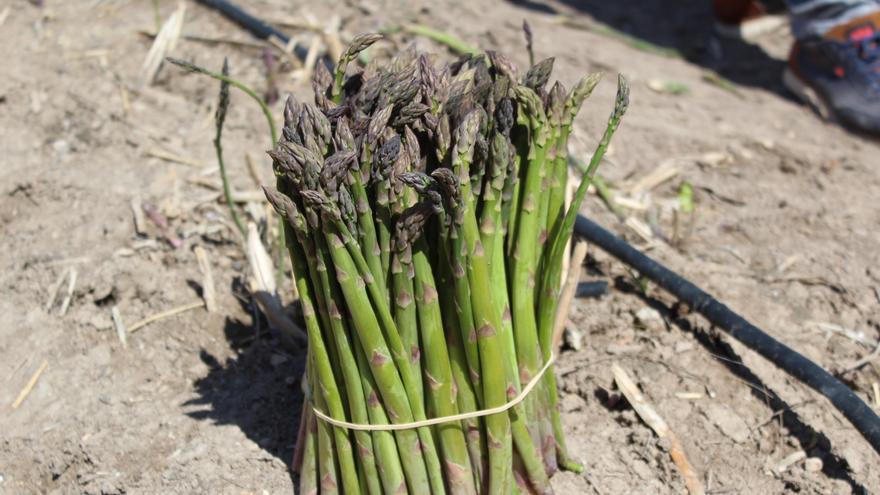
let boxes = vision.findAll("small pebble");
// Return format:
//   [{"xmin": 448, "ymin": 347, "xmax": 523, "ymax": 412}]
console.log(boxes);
[
  {"xmin": 674, "ymin": 341, "xmax": 695, "ymax": 353},
  {"xmin": 52, "ymin": 139, "xmax": 70, "ymax": 155},
  {"xmin": 89, "ymin": 314, "xmax": 112, "ymax": 331},
  {"xmin": 697, "ymin": 151, "xmax": 730, "ymax": 168},
  {"xmin": 804, "ymin": 457, "xmax": 823, "ymax": 473},
  {"xmin": 635, "ymin": 307, "xmax": 664, "ymax": 332},
  {"xmin": 759, "ymin": 139, "xmax": 775, "ymax": 150},
  {"xmin": 656, "ymin": 437, "xmax": 672, "ymax": 452},
  {"xmin": 563, "ymin": 327, "xmax": 584, "ymax": 351}
]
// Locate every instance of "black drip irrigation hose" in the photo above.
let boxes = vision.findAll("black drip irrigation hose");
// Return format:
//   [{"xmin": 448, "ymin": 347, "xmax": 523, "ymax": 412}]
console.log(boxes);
[
  {"xmin": 576, "ymin": 280, "xmax": 608, "ymax": 299},
  {"xmin": 194, "ymin": 0, "xmax": 310, "ymax": 61},
  {"xmin": 574, "ymin": 214, "xmax": 880, "ymax": 455}
]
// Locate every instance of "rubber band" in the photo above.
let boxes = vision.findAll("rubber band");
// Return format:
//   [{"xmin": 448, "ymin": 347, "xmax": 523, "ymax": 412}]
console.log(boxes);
[{"xmin": 312, "ymin": 353, "xmax": 556, "ymax": 431}]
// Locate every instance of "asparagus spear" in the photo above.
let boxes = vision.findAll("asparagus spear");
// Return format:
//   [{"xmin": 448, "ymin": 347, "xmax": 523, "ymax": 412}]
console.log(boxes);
[
  {"xmin": 509, "ymin": 85, "xmax": 550, "ymax": 442},
  {"xmin": 537, "ymin": 75, "xmax": 630, "ymax": 470},
  {"xmin": 452, "ymin": 110, "xmax": 513, "ymax": 494},
  {"xmin": 438, "ymin": 268, "xmax": 488, "ymax": 490},
  {"xmin": 352, "ymin": 331, "xmax": 408, "ymax": 494},
  {"xmin": 270, "ymin": 201, "xmax": 360, "ymax": 494},
  {"xmin": 413, "ymin": 232, "xmax": 477, "ymax": 494},
  {"xmin": 333, "ymin": 34, "xmax": 384, "ymax": 103},
  {"xmin": 304, "ymin": 191, "xmax": 448, "ymax": 495},
  {"xmin": 336, "ymin": 118, "xmax": 387, "ymax": 295},
  {"xmin": 314, "ymin": 376, "xmax": 341, "ymax": 495},
  {"xmin": 313, "ymin": 237, "xmax": 384, "ymax": 495},
  {"xmin": 299, "ymin": 404, "xmax": 319, "ymax": 495},
  {"xmin": 305, "ymin": 207, "xmax": 433, "ymax": 492}
]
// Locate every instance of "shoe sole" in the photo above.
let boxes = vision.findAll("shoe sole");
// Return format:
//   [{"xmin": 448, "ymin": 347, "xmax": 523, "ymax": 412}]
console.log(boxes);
[
  {"xmin": 714, "ymin": 15, "xmax": 787, "ymax": 41},
  {"xmin": 784, "ymin": 68, "xmax": 880, "ymax": 139},
  {"xmin": 783, "ymin": 68, "xmax": 833, "ymax": 121}
]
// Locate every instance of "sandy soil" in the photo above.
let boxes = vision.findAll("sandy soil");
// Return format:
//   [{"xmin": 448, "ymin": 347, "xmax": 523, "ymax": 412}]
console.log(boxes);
[{"xmin": 2, "ymin": 0, "xmax": 879, "ymax": 493}]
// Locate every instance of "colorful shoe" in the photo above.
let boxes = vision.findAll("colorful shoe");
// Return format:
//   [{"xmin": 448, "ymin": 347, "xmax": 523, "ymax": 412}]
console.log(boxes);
[
  {"xmin": 784, "ymin": 12, "xmax": 880, "ymax": 135},
  {"xmin": 714, "ymin": 0, "xmax": 787, "ymax": 40}
]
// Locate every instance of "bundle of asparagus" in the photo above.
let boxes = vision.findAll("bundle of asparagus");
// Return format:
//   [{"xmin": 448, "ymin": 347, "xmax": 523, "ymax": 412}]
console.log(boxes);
[{"xmin": 264, "ymin": 34, "xmax": 628, "ymax": 494}]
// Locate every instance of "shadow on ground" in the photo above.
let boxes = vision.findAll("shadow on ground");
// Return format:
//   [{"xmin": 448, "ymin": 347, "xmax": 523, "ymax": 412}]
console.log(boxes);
[
  {"xmin": 185, "ymin": 287, "xmax": 307, "ymax": 491},
  {"xmin": 508, "ymin": 0, "xmax": 792, "ymax": 98},
  {"xmin": 612, "ymin": 276, "xmax": 868, "ymax": 494}
]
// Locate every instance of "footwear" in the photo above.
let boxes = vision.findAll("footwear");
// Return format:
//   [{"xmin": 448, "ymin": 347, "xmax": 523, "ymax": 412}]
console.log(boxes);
[
  {"xmin": 713, "ymin": 0, "xmax": 787, "ymax": 40},
  {"xmin": 784, "ymin": 12, "xmax": 880, "ymax": 135}
]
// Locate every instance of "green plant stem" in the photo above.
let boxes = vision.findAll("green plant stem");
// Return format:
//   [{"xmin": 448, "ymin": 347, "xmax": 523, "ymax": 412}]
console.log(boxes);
[
  {"xmin": 534, "ymin": 129, "xmax": 556, "ymax": 267},
  {"xmin": 540, "ymin": 75, "xmax": 629, "ymax": 356},
  {"xmin": 326, "ymin": 217, "xmax": 447, "ymax": 494},
  {"xmin": 351, "ymin": 171, "xmax": 386, "ymax": 296},
  {"xmin": 351, "ymin": 334, "xmax": 408, "ymax": 495},
  {"xmin": 505, "ymin": 130, "xmax": 528, "ymax": 259},
  {"xmin": 546, "ymin": 127, "xmax": 570, "ymax": 243},
  {"xmin": 375, "ymin": 196, "xmax": 393, "ymax": 289},
  {"xmin": 312, "ymin": 238, "xmax": 383, "ymax": 495},
  {"xmin": 403, "ymin": 24, "xmax": 478, "ymax": 55},
  {"xmin": 299, "ymin": 405, "xmax": 319, "ymax": 495},
  {"xmin": 390, "ymin": 248, "xmax": 423, "ymax": 416},
  {"xmin": 537, "ymin": 76, "xmax": 629, "ymax": 471},
  {"xmin": 215, "ymin": 136, "xmax": 245, "ymax": 236},
  {"xmin": 313, "ymin": 374, "xmax": 340, "ymax": 494},
  {"xmin": 445, "ymin": 227, "xmax": 483, "ymax": 402},
  {"xmin": 438, "ymin": 267, "xmax": 487, "ymax": 490},
  {"xmin": 213, "ymin": 61, "xmax": 245, "ymax": 237},
  {"xmin": 166, "ymin": 57, "xmax": 286, "ymax": 282},
  {"xmin": 455, "ymin": 144, "xmax": 514, "ymax": 494},
  {"xmin": 167, "ymin": 58, "xmax": 278, "ymax": 145},
  {"xmin": 413, "ymin": 240, "xmax": 477, "ymax": 494},
  {"xmin": 482, "ymin": 128, "xmax": 552, "ymax": 489},
  {"xmin": 510, "ymin": 87, "xmax": 549, "ymax": 443},
  {"xmin": 318, "ymin": 222, "xmax": 433, "ymax": 492},
  {"xmin": 285, "ymin": 222, "xmax": 361, "ymax": 494}
]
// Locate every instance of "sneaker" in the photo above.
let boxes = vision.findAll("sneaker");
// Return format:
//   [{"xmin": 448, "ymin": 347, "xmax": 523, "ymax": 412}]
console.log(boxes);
[
  {"xmin": 714, "ymin": 0, "xmax": 787, "ymax": 40},
  {"xmin": 784, "ymin": 12, "xmax": 880, "ymax": 135}
]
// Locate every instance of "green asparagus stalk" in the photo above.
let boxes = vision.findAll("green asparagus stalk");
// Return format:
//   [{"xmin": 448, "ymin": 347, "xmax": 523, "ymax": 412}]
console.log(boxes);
[
  {"xmin": 412, "ymin": 236, "xmax": 477, "ymax": 494},
  {"xmin": 390, "ymin": 223, "xmax": 423, "ymax": 405},
  {"xmin": 299, "ymin": 405, "xmax": 319, "ymax": 495},
  {"xmin": 311, "ymin": 218, "xmax": 433, "ymax": 492},
  {"xmin": 336, "ymin": 118, "xmax": 387, "ymax": 294},
  {"xmin": 313, "ymin": 239, "xmax": 383, "ymax": 495},
  {"xmin": 314, "ymin": 379, "xmax": 340, "ymax": 495},
  {"xmin": 438, "ymin": 271, "xmax": 488, "ymax": 490},
  {"xmin": 266, "ymin": 196, "xmax": 360, "ymax": 493},
  {"xmin": 536, "ymin": 75, "xmax": 630, "ymax": 470},
  {"xmin": 333, "ymin": 34, "xmax": 384, "ymax": 103},
  {"xmin": 452, "ymin": 111, "xmax": 513, "ymax": 494},
  {"xmin": 319, "ymin": 201, "xmax": 448, "ymax": 495},
  {"xmin": 509, "ymin": 86, "xmax": 550, "ymax": 444},
  {"xmin": 351, "ymin": 332, "xmax": 408, "ymax": 494}
]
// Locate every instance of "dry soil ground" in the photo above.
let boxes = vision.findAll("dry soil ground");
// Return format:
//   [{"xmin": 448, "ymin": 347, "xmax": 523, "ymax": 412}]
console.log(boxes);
[{"xmin": 2, "ymin": 0, "xmax": 880, "ymax": 494}]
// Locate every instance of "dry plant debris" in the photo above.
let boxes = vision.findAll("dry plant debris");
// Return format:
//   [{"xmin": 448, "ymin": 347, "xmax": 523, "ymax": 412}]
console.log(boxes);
[{"xmin": 612, "ymin": 363, "xmax": 705, "ymax": 495}]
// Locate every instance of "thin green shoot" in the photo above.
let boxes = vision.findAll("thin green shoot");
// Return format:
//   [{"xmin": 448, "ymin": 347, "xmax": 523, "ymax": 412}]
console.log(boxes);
[
  {"xmin": 382, "ymin": 24, "xmax": 479, "ymax": 55},
  {"xmin": 167, "ymin": 57, "xmax": 286, "ymax": 282},
  {"xmin": 213, "ymin": 59, "xmax": 245, "ymax": 237}
]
